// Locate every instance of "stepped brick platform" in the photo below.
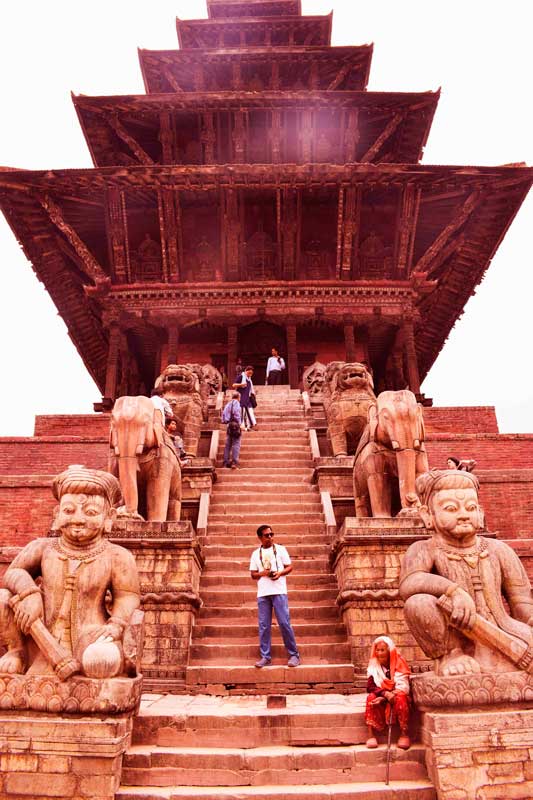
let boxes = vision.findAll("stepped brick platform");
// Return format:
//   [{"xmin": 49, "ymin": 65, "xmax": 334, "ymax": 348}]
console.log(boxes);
[
  {"xmin": 117, "ymin": 693, "xmax": 435, "ymax": 800},
  {"xmin": 188, "ymin": 385, "xmax": 355, "ymax": 695}
]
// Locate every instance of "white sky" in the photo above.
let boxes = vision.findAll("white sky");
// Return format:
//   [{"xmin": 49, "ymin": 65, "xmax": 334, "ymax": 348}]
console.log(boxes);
[{"xmin": 0, "ymin": 0, "xmax": 531, "ymax": 435}]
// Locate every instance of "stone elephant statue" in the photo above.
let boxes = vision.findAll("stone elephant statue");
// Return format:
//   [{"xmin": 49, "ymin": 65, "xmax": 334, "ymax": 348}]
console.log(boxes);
[
  {"xmin": 109, "ymin": 395, "xmax": 182, "ymax": 522},
  {"xmin": 324, "ymin": 362, "xmax": 376, "ymax": 456},
  {"xmin": 353, "ymin": 389, "xmax": 428, "ymax": 517}
]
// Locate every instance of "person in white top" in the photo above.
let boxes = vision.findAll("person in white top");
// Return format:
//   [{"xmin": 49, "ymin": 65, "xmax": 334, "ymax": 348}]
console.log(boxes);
[
  {"xmin": 150, "ymin": 387, "xmax": 173, "ymax": 422},
  {"xmin": 266, "ymin": 348, "xmax": 286, "ymax": 386},
  {"xmin": 249, "ymin": 525, "xmax": 300, "ymax": 668}
]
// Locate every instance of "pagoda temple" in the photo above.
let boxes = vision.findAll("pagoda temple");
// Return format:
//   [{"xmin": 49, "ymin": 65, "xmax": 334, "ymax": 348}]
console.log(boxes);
[{"xmin": 2, "ymin": 0, "xmax": 532, "ymax": 400}]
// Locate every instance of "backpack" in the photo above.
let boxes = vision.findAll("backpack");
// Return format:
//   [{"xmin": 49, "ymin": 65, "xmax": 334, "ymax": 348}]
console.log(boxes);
[
  {"xmin": 227, "ymin": 420, "xmax": 241, "ymax": 438},
  {"xmin": 221, "ymin": 399, "xmax": 239, "ymax": 424}
]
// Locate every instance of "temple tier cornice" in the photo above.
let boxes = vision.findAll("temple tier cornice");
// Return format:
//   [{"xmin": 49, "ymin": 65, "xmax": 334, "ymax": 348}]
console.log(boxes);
[
  {"xmin": 207, "ymin": 0, "xmax": 302, "ymax": 19},
  {"xmin": 138, "ymin": 46, "xmax": 373, "ymax": 94},
  {"xmin": 1, "ymin": 161, "xmax": 531, "ymax": 392},
  {"xmin": 73, "ymin": 89, "xmax": 439, "ymax": 168},
  {"xmin": 176, "ymin": 14, "xmax": 333, "ymax": 49}
]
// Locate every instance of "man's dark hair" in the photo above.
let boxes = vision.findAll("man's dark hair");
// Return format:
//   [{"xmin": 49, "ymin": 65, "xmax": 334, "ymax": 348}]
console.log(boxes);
[
  {"xmin": 257, "ymin": 524, "xmax": 272, "ymax": 538},
  {"xmin": 150, "ymin": 387, "xmax": 162, "ymax": 397},
  {"xmin": 245, "ymin": 365, "xmax": 254, "ymax": 371}
]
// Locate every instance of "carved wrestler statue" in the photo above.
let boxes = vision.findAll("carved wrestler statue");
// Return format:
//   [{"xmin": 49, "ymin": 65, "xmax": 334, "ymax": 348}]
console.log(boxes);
[
  {"xmin": 400, "ymin": 470, "xmax": 533, "ymax": 677},
  {"xmin": 0, "ymin": 466, "xmax": 140, "ymax": 680}
]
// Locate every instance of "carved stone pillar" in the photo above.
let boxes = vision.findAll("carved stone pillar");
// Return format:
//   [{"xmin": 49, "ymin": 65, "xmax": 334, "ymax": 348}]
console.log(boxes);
[
  {"xmin": 286, "ymin": 322, "xmax": 298, "ymax": 388},
  {"xmin": 403, "ymin": 317, "xmax": 421, "ymax": 395},
  {"xmin": 343, "ymin": 315, "xmax": 355, "ymax": 362},
  {"xmin": 227, "ymin": 324, "xmax": 238, "ymax": 377},
  {"xmin": 104, "ymin": 324, "xmax": 121, "ymax": 403}
]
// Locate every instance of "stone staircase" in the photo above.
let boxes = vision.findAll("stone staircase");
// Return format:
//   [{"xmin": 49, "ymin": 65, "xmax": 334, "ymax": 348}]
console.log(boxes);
[
  {"xmin": 117, "ymin": 695, "xmax": 435, "ymax": 800},
  {"xmin": 118, "ymin": 387, "xmax": 436, "ymax": 799},
  {"xmin": 187, "ymin": 385, "xmax": 354, "ymax": 694}
]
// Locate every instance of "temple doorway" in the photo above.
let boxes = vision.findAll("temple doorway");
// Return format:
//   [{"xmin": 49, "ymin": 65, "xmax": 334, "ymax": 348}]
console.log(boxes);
[{"xmin": 237, "ymin": 321, "xmax": 287, "ymax": 385}]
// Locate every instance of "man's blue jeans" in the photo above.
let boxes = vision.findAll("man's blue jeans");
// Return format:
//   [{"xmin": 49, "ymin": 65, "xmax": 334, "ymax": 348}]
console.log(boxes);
[
  {"xmin": 257, "ymin": 593, "xmax": 299, "ymax": 660},
  {"xmin": 223, "ymin": 433, "xmax": 241, "ymax": 466}
]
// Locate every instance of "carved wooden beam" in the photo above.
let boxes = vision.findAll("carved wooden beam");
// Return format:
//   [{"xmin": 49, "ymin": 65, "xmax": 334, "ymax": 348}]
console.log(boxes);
[
  {"xmin": 327, "ymin": 61, "xmax": 352, "ymax": 91},
  {"xmin": 414, "ymin": 190, "xmax": 479, "ymax": 275},
  {"xmin": 40, "ymin": 194, "xmax": 107, "ymax": 284},
  {"xmin": 341, "ymin": 186, "xmax": 361, "ymax": 279},
  {"xmin": 335, "ymin": 187, "xmax": 344, "ymax": 279},
  {"xmin": 360, "ymin": 113, "xmax": 404, "ymax": 163},
  {"xmin": 105, "ymin": 113, "xmax": 154, "ymax": 165},
  {"xmin": 162, "ymin": 65, "xmax": 185, "ymax": 92},
  {"xmin": 105, "ymin": 188, "xmax": 129, "ymax": 282},
  {"xmin": 395, "ymin": 185, "xmax": 421, "ymax": 277},
  {"xmin": 344, "ymin": 109, "xmax": 360, "ymax": 162},
  {"xmin": 159, "ymin": 110, "xmax": 175, "ymax": 163}
]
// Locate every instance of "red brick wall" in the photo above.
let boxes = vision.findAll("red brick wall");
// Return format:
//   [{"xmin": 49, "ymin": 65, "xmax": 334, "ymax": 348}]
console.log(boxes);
[
  {"xmin": 0, "ymin": 438, "xmax": 108, "ymax": 475},
  {"xmin": 423, "ymin": 406, "xmax": 499, "ymax": 435},
  {"xmin": 426, "ymin": 435, "xmax": 533, "ymax": 471},
  {"xmin": 34, "ymin": 414, "xmax": 110, "ymax": 437}
]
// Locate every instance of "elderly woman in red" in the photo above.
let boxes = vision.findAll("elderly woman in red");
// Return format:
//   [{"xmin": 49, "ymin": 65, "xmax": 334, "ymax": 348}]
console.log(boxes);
[{"xmin": 365, "ymin": 635, "xmax": 411, "ymax": 750}]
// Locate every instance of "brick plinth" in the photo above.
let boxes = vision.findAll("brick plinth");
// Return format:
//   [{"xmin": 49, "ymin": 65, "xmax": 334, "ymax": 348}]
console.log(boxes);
[
  {"xmin": 420, "ymin": 706, "xmax": 533, "ymax": 800},
  {"xmin": 331, "ymin": 517, "xmax": 433, "ymax": 677},
  {"xmin": 110, "ymin": 520, "xmax": 203, "ymax": 690},
  {"xmin": 0, "ymin": 712, "xmax": 133, "ymax": 800}
]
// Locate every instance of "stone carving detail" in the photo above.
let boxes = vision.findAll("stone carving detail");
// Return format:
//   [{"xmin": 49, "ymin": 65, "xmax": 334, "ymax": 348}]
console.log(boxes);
[
  {"xmin": 246, "ymin": 228, "xmax": 277, "ymax": 279},
  {"xmin": 0, "ymin": 673, "xmax": 142, "ymax": 714},
  {"xmin": 109, "ymin": 396, "xmax": 182, "ymax": 521},
  {"xmin": 411, "ymin": 670, "xmax": 533, "ymax": 709},
  {"xmin": 154, "ymin": 363, "xmax": 206, "ymax": 456},
  {"xmin": 301, "ymin": 361, "xmax": 326, "ymax": 396},
  {"xmin": 354, "ymin": 389, "xmax": 428, "ymax": 517},
  {"xmin": 323, "ymin": 361, "xmax": 376, "ymax": 457},
  {"xmin": 201, "ymin": 363, "xmax": 223, "ymax": 396},
  {"xmin": 0, "ymin": 467, "xmax": 142, "ymax": 702},
  {"xmin": 400, "ymin": 469, "xmax": 533, "ymax": 682}
]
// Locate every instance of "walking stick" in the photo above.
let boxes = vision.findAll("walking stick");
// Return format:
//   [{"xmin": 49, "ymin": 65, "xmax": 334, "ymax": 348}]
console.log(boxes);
[{"xmin": 385, "ymin": 698, "xmax": 394, "ymax": 786}]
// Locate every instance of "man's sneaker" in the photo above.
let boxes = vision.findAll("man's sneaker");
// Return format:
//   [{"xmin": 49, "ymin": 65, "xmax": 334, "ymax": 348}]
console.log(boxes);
[
  {"xmin": 287, "ymin": 656, "xmax": 300, "ymax": 668},
  {"xmin": 255, "ymin": 657, "xmax": 272, "ymax": 668}
]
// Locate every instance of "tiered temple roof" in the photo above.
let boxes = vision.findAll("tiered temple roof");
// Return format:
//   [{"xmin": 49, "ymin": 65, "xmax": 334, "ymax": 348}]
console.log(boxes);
[{"xmin": 1, "ymin": 0, "xmax": 531, "ymax": 398}]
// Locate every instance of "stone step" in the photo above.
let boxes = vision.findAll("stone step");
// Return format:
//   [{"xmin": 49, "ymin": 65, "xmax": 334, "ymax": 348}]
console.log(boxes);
[
  {"xmin": 220, "ymin": 458, "xmax": 314, "ymax": 468},
  {"xmin": 198, "ymin": 526, "xmax": 327, "ymax": 549},
  {"xmin": 198, "ymin": 605, "xmax": 340, "ymax": 622},
  {"xmin": 118, "ymin": 783, "xmax": 435, "ymax": 799},
  {"xmin": 202, "ymin": 558, "xmax": 330, "ymax": 572},
  {"xmin": 186, "ymin": 663, "xmax": 355, "ymax": 689},
  {"xmin": 208, "ymin": 504, "xmax": 322, "ymax": 516},
  {"xmin": 193, "ymin": 622, "xmax": 347, "ymax": 640},
  {"xmin": 204, "ymin": 544, "xmax": 330, "ymax": 565},
  {"xmin": 208, "ymin": 512, "xmax": 324, "ymax": 524},
  {"xmin": 211, "ymin": 488, "xmax": 319, "ymax": 499},
  {"xmin": 200, "ymin": 587, "xmax": 337, "ymax": 606},
  {"xmin": 199, "ymin": 573, "xmax": 336, "ymax": 588},
  {"xmin": 121, "ymin": 743, "xmax": 428, "ymax": 788},
  {"xmin": 133, "ymin": 694, "xmax": 368, "ymax": 749},
  {"xmin": 215, "ymin": 467, "xmax": 314, "ymax": 476},
  {"xmin": 189, "ymin": 642, "xmax": 351, "ymax": 663}
]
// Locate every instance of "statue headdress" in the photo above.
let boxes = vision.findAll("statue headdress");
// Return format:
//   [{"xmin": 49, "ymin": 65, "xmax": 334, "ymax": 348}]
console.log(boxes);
[
  {"xmin": 52, "ymin": 465, "xmax": 122, "ymax": 507},
  {"xmin": 415, "ymin": 469, "xmax": 479, "ymax": 508}
]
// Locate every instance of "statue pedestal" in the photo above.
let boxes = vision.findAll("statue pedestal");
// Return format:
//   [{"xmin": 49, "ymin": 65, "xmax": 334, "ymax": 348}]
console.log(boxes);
[
  {"xmin": 110, "ymin": 520, "xmax": 203, "ymax": 691},
  {"xmin": 0, "ymin": 711, "xmax": 133, "ymax": 799},
  {"xmin": 413, "ymin": 672, "xmax": 533, "ymax": 799},
  {"xmin": 331, "ymin": 516, "xmax": 431, "ymax": 680}
]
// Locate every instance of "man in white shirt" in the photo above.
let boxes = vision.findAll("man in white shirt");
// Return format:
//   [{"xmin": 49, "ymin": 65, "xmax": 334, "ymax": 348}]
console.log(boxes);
[
  {"xmin": 265, "ymin": 348, "xmax": 285, "ymax": 385},
  {"xmin": 249, "ymin": 525, "xmax": 300, "ymax": 668}
]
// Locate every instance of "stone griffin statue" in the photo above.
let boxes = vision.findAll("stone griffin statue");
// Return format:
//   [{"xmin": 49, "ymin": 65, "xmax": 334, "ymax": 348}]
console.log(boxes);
[
  {"xmin": 154, "ymin": 363, "xmax": 207, "ymax": 456},
  {"xmin": 323, "ymin": 361, "xmax": 376, "ymax": 457},
  {"xmin": 201, "ymin": 363, "xmax": 223, "ymax": 397},
  {"xmin": 301, "ymin": 361, "xmax": 326, "ymax": 396},
  {"xmin": 400, "ymin": 469, "xmax": 533, "ymax": 677},
  {"xmin": 0, "ymin": 466, "xmax": 141, "ymax": 681}
]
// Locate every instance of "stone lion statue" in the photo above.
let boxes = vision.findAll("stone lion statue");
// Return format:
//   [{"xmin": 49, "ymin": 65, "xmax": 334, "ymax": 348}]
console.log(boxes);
[
  {"xmin": 154, "ymin": 364, "xmax": 206, "ymax": 456},
  {"xmin": 201, "ymin": 364, "xmax": 223, "ymax": 396},
  {"xmin": 301, "ymin": 362, "xmax": 327, "ymax": 396},
  {"xmin": 324, "ymin": 361, "xmax": 376, "ymax": 456}
]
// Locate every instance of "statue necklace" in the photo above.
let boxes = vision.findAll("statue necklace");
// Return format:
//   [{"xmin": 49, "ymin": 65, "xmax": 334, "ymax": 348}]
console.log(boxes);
[
  {"xmin": 259, "ymin": 544, "xmax": 280, "ymax": 573},
  {"xmin": 435, "ymin": 536, "xmax": 488, "ymax": 568},
  {"xmin": 53, "ymin": 537, "xmax": 108, "ymax": 563}
]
